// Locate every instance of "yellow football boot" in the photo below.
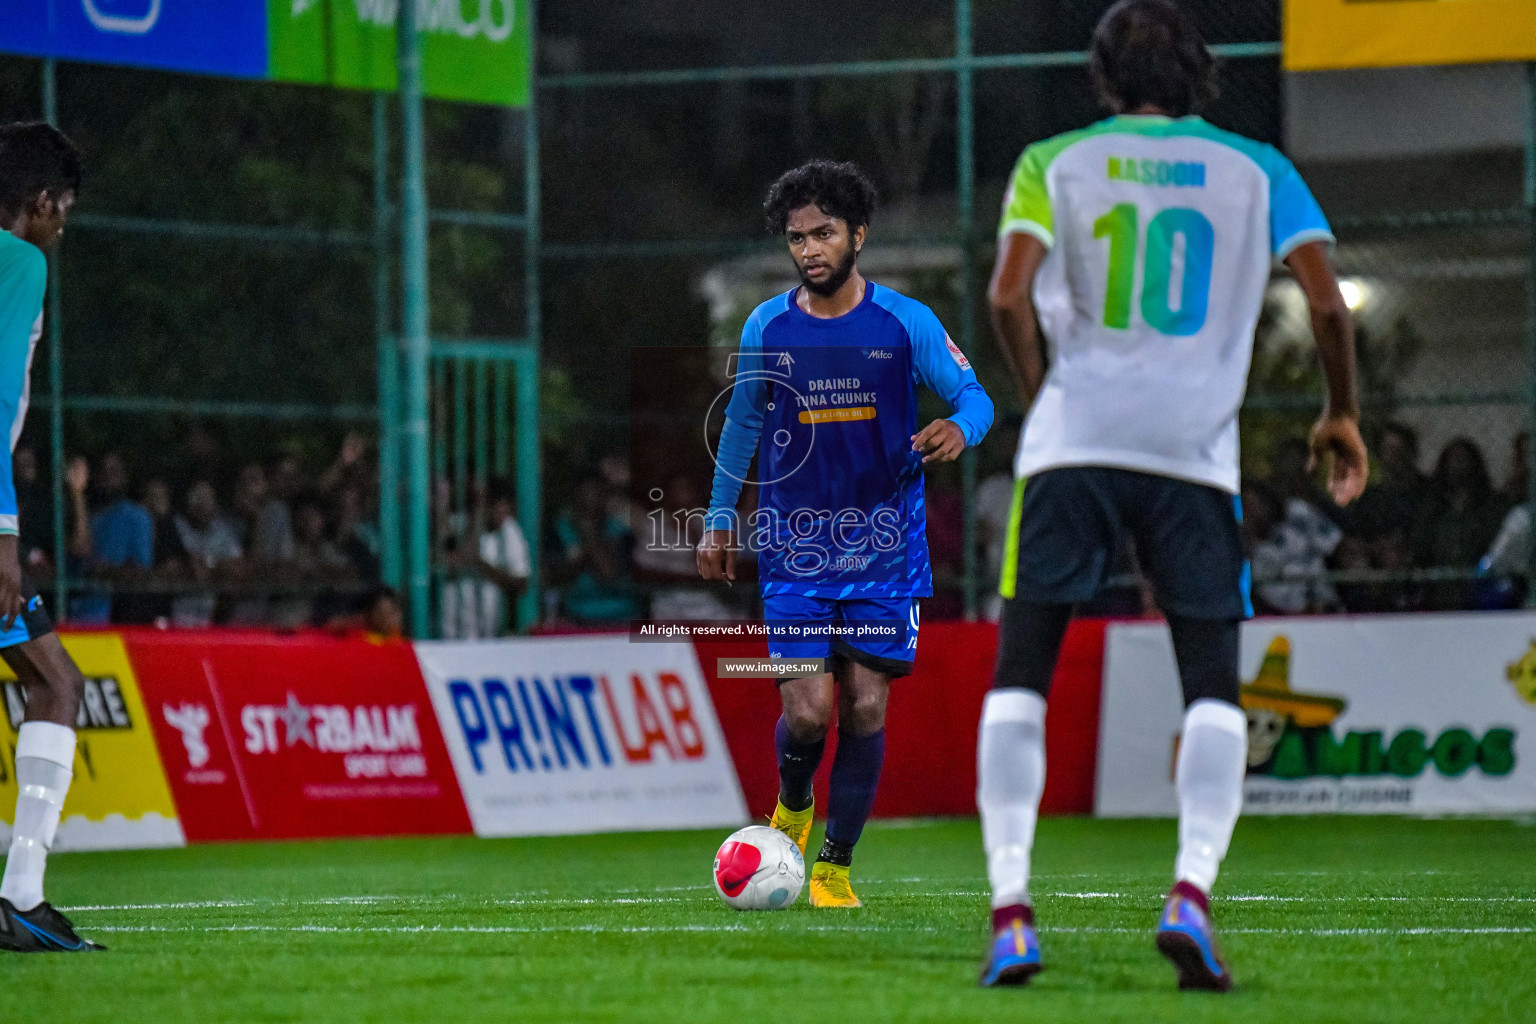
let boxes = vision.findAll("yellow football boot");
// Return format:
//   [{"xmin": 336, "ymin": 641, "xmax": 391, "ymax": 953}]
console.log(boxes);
[
  {"xmin": 809, "ymin": 861, "xmax": 862, "ymax": 908},
  {"xmin": 768, "ymin": 799, "xmax": 813, "ymax": 860}
]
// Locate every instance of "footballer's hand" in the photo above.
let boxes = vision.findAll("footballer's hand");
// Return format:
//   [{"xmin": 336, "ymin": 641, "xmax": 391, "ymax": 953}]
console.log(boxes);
[
  {"xmin": 1309, "ymin": 412, "xmax": 1369, "ymax": 506},
  {"xmin": 912, "ymin": 419, "xmax": 966, "ymax": 464},
  {"xmin": 696, "ymin": 529, "xmax": 737, "ymax": 583},
  {"xmin": 0, "ymin": 535, "xmax": 22, "ymax": 631}
]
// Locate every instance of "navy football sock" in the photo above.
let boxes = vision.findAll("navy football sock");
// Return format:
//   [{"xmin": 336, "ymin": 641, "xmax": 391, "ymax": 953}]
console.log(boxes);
[
  {"xmin": 824, "ymin": 728, "xmax": 886, "ymax": 855},
  {"xmin": 775, "ymin": 716, "xmax": 825, "ymax": 813}
]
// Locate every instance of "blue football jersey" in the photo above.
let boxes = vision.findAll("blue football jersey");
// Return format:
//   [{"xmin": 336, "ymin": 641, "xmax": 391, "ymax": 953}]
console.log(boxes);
[{"xmin": 706, "ymin": 282, "xmax": 993, "ymax": 598}]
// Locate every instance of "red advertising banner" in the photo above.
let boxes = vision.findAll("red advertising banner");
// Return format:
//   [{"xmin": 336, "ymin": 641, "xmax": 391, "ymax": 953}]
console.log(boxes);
[
  {"xmin": 700, "ymin": 618, "xmax": 1107, "ymax": 820},
  {"xmin": 125, "ymin": 631, "xmax": 471, "ymax": 842}
]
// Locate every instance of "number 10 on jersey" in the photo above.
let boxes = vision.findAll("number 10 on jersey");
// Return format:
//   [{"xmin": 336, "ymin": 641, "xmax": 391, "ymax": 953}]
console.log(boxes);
[{"xmin": 1093, "ymin": 204, "xmax": 1213, "ymax": 336}]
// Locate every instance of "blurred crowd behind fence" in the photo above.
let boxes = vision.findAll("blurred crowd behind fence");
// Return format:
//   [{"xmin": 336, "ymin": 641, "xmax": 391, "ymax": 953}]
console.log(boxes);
[{"xmin": 1, "ymin": 0, "xmax": 1533, "ymax": 633}]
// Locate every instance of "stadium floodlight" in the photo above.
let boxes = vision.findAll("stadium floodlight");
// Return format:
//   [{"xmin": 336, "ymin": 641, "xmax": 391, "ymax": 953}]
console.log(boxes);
[{"xmin": 1339, "ymin": 279, "xmax": 1366, "ymax": 311}]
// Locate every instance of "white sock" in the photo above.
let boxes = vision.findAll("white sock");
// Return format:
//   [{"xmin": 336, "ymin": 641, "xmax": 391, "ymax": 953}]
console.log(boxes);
[
  {"xmin": 1, "ymin": 721, "xmax": 76, "ymax": 912},
  {"xmin": 1174, "ymin": 699, "xmax": 1248, "ymax": 894},
  {"xmin": 977, "ymin": 689, "xmax": 1047, "ymax": 910}
]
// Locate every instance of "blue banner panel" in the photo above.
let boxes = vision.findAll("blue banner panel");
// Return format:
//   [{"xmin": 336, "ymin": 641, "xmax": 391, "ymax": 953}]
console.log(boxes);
[{"xmin": 0, "ymin": 0, "xmax": 267, "ymax": 78}]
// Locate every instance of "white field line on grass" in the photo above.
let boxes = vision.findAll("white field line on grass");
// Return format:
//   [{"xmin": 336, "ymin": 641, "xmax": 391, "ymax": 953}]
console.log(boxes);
[
  {"xmin": 62, "ymin": 892, "xmax": 1536, "ymax": 913},
  {"xmin": 78, "ymin": 923, "xmax": 1536, "ymax": 938}
]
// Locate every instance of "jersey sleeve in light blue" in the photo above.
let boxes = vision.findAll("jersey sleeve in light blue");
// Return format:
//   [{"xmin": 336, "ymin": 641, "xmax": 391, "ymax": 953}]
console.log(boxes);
[
  {"xmin": 1264, "ymin": 147, "xmax": 1333, "ymax": 259},
  {"xmin": 704, "ymin": 304, "xmax": 774, "ymax": 532},
  {"xmin": 874, "ymin": 288, "xmax": 993, "ymax": 448},
  {"xmin": 0, "ymin": 239, "xmax": 46, "ymax": 536}
]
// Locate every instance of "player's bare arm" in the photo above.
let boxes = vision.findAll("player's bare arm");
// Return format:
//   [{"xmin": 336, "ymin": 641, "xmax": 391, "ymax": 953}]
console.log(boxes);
[
  {"xmin": 1287, "ymin": 239, "xmax": 1368, "ymax": 506},
  {"xmin": 911, "ymin": 418, "xmax": 966, "ymax": 463},
  {"xmin": 695, "ymin": 528, "xmax": 736, "ymax": 582},
  {"xmin": 0, "ymin": 534, "xmax": 21, "ymax": 629},
  {"xmin": 988, "ymin": 232, "xmax": 1050, "ymax": 409}
]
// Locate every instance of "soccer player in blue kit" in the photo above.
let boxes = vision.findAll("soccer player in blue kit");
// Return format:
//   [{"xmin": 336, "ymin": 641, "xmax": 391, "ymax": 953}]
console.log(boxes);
[
  {"xmin": 976, "ymin": 1, "xmax": 1367, "ymax": 990},
  {"xmin": 697, "ymin": 161, "xmax": 993, "ymax": 907},
  {"xmin": 0, "ymin": 123, "xmax": 102, "ymax": 952}
]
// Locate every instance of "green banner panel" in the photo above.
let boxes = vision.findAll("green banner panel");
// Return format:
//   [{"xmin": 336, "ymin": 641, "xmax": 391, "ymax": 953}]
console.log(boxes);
[{"xmin": 271, "ymin": 0, "xmax": 529, "ymax": 107}]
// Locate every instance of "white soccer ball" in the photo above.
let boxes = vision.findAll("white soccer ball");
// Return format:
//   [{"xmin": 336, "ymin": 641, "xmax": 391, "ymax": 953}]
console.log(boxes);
[{"xmin": 712, "ymin": 825, "xmax": 805, "ymax": 910}]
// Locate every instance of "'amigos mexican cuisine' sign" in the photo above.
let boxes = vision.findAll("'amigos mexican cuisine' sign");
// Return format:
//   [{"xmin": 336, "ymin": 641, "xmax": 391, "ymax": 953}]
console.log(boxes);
[{"xmin": 1098, "ymin": 613, "xmax": 1536, "ymax": 817}]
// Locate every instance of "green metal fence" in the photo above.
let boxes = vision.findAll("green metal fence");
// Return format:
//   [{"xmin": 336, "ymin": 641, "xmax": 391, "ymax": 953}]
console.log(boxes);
[
  {"xmin": 17, "ymin": 1, "xmax": 1536, "ymax": 632},
  {"xmin": 531, "ymin": 2, "xmax": 1536, "ymax": 619}
]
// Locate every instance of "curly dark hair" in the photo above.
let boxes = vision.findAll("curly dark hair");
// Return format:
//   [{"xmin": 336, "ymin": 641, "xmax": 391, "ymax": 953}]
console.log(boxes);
[
  {"xmin": 763, "ymin": 160, "xmax": 878, "ymax": 236},
  {"xmin": 1090, "ymin": 0, "xmax": 1218, "ymax": 118},
  {"xmin": 0, "ymin": 121, "xmax": 81, "ymax": 219}
]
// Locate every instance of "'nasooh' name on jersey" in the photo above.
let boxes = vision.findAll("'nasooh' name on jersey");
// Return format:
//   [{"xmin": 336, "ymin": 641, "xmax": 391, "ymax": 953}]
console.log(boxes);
[
  {"xmin": 240, "ymin": 693, "xmax": 428, "ymax": 780},
  {"xmin": 447, "ymin": 671, "xmax": 707, "ymax": 775}
]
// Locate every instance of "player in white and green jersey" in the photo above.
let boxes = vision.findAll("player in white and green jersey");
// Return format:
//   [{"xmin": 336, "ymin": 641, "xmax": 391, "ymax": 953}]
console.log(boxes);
[{"xmin": 976, "ymin": 1, "xmax": 1368, "ymax": 992}]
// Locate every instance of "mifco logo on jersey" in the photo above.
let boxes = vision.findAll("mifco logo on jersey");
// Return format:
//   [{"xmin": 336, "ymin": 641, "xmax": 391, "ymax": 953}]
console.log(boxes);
[
  {"xmin": 4, "ymin": 678, "xmax": 131, "ymax": 732},
  {"xmin": 241, "ymin": 693, "xmax": 427, "ymax": 780},
  {"xmin": 448, "ymin": 671, "xmax": 708, "ymax": 775}
]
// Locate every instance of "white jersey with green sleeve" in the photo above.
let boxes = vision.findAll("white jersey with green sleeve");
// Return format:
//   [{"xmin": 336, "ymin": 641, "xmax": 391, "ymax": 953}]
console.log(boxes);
[{"xmin": 1000, "ymin": 114, "xmax": 1333, "ymax": 494}]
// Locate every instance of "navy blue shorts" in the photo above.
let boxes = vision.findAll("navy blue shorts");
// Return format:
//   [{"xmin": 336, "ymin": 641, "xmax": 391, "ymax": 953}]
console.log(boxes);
[
  {"xmin": 999, "ymin": 466, "xmax": 1251, "ymax": 620},
  {"xmin": 0, "ymin": 570, "xmax": 55, "ymax": 650},
  {"xmin": 762, "ymin": 592, "xmax": 919, "ymax": 678}
]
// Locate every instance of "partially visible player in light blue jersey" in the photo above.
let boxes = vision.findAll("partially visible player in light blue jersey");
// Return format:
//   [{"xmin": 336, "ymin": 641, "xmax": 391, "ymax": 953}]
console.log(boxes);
[
  {"xmin": 0, "ymin": 121, "xmax": 105, "ymax": 953},
  {"xmin": 0, "ymin": 229, "xmax": 45, "ymax": 535},
  {"xmin": 976, "ymin": 1, "xmax": 1367, "ymax": 993},
  {"xmin": 697, "ymin": 161, "xmax": 992, "ymax": 909}
]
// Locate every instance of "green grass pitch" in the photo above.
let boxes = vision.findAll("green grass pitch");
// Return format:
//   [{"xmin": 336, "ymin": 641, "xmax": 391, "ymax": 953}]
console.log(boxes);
[{"xmin": 14, "ymin": 816, "xmax": 1536, "ymax": 1023}]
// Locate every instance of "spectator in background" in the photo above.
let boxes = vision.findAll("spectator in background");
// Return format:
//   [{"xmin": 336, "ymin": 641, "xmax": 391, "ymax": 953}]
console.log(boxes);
[
  {"xmin": 332, "ymin": 484, "xmax": 380, "ymax": 581},
  {"xmin": 253, "ymin": 455, "xmax": 299, "ymax": 565},
  {"xmin": 1349, "ymin": 421, "xmax": 1429, "ymax": 548},
  {"xmin": 139, "ymin": 477, "xmax": 183, "ymax": 623},
  {"xmin": 13, "ymin": 444, "xmax": 53, "ymax": 573},
  {"xmin": 227, "ymin": 463, "xmax": 276, "ymax": 624},
  {"xmin": 329, "ymin": 584, "xmax": 405, "ymax": 642},
  {"xmin": 1500, "ymin": 431, "xmax": 1528, "ymax": 511},
  {"xmin": 267, "ymin": 491, "xmax": 353, "ymax": 628},
  {"xmin": 173, "ymin": 480, "xmax": 243, "ymax": 626},
  {"xmin": 86, "ymin": 452, "xmax": 154, "ymax": 624},
  {"xmin": 61, "ymin": 456, "xmax": 93, "ymax": 619},
  {"xmin": 441, "ymin": 478, "xmax": 531, "ymax": 638},
  {"xmin": 634, "ymin": 474, "xmax": 735, "ymax": 621},
  {"xmin": 318, "ymin": 431, "xmax": 370, "ymax": 498},
  {"xmin": 1243, "ymin": 478, "xmax": 1343, "ymax": 615},
  {"xmin": 1269, "ymin": 436, "xmax": 1344, "ymax": 527},
  {"xmin": 141, "ymin": 477, "xmax": 185, "ymax": 573},
  {"xmin": 551, "ymin": 477, "xmax": 639, "ymax": 623},
  {"xmin": 1416, "ymin": 437, "xmax": 1504, "ymax": 609},
  {"xmin": 1335, "ymin": 421, "xmax": 1429, "ymax": 611}
]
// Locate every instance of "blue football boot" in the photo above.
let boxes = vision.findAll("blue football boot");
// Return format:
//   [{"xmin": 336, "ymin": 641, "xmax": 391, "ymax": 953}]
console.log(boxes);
[
  {"xmin": 979, "ymin": 914, "xmax": 1042, "ymax": 987},
  {"xmin": 1155, "ymin": 883, "xmax": 1231, "ymax": 991}
]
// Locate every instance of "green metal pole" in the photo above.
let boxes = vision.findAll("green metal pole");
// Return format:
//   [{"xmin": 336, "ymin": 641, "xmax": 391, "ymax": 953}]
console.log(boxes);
[
  {"xmin": 1524, "ymin": 63, "xmax": 1536, "ymax": 606},
  {"xmin": 398, "ymin": 2, "xmax": 432, "ymax": 636},
  {"xmin": 374, "ymin": 93, "xmax": 403, "ymax": 591},
  {"xmin": 42, "ymin": 59, "xmax": 67, "ymax": 619},
  {"xmin": 514, "ymin": 348, "xmax": 541, "ymax": 632},
  {"xmin": 519, "ymin": 0, "xmax": 543, "ymax": 632},
  {"xmin": 956, "ymin": 0, "xmax": 979, "ymax": 621}
]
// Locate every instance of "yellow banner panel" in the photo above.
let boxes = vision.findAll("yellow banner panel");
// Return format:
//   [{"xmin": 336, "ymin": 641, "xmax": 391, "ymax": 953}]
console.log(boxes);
[
  {"xmin": 0, "ymin": 633, "xmax": 182, "ymax": 850},
  {"xmin": 1285, "ymin": 0, "xmax": 1536, "ymax": 71}
]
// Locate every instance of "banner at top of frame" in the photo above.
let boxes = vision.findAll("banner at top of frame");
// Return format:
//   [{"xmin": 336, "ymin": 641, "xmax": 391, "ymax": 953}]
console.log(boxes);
[
  {"xmin": 0, "ymin": 0, "xmax": 530, "ymax": 107},
  {"xmin": 269, "ymin": 0, "xmax": 530, "ymax": 107},
  {"xmin": 1286, "ymin": 0, "xmax": 1536, "ymax": 71}
]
